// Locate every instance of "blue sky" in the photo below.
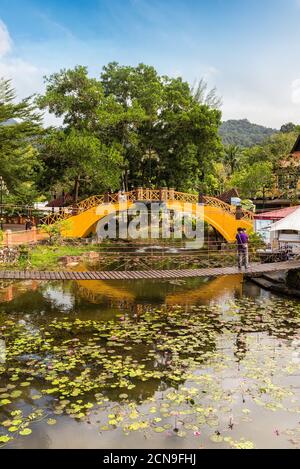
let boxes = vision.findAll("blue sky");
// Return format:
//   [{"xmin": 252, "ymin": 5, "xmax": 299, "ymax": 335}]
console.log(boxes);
[{"xmin": 1, "ymin": 0, "xmax": 300, "ymax": 127}]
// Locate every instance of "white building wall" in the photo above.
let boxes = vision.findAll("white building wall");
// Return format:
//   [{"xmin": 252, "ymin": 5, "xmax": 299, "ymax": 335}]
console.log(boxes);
[{"xmin": 255, "ymin": 219, "xmax": 273, "ymax": 243}]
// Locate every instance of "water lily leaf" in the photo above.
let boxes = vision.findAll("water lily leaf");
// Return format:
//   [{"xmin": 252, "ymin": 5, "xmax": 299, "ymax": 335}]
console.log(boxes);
[
  {"xmin": 10, "ymin": 390, "xmax": 22, "ymax": 399},
  {"xmin": 47, "ymin": 419, "xmax": 57, "ymax": 425},
  {"xmin": 0, "ymin": 399, "xmax": 11, "ymax": 406},
  {"xmin": 210, "ymin": 434, "xmax": 223, "ymax": 443},
  {"xmin": 11, "ymin": 419, "xmax": 22, "ymax": 426},
  {"xmin": 19, "ymin": 428, "xmax": 32, "ymax": 436},
  {"xmin": 8, "ymin": 426, "xmax": 18, "ymax": 432},
  {"xmin": 154, "ymin": 427, "xmax": 165, "ymax": 433}
]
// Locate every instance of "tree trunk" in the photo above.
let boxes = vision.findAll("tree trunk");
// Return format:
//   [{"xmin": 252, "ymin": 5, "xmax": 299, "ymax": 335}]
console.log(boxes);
[
  {"xmin": 125, "ymin": 169, "xmax": 129, "ymax": 192},
  {"xmin": 74, "ymin": 176, "xmax": 80, "ymax": 204}
]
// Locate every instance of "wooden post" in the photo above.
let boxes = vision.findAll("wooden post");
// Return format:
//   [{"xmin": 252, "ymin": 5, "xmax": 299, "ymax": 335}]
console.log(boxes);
[
  {"xmin": 4, "ymin": 230, "xmax": 12, "ymax": 247},
  {"xmin": 160, "ymin": 187, "xmax": 168, "ymax": 202},
  {"xmin": 136, "ymin": 187, "xmax": 143, "ymax": 201},
  {"xmin": 32, "ymin": 226, "xmax": 37, "ymax": 243},
  {"xmin": 104, "ymin": 192, "xmax": 110, "ymax": 203},
  {"xmin": 169, "ymin": 188, "xmax": 175, "ymax": 200},
  {"xmin": 236, "ymin": 205, "xmax": 243, "ymax": 220}
]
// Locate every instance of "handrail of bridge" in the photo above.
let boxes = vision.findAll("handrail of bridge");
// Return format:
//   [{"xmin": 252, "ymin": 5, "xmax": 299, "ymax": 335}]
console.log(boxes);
[
  {"xmin": 0, "ymin": 203, "xmax": 37, "ymax": 211},
  {"xmin": 42, "ymin": 188, "xmax": 255, "ymax": 226}
]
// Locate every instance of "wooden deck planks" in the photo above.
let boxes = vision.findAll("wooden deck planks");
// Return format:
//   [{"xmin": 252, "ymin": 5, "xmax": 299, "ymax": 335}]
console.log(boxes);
[{"xmin": 0, "ymin": 261, "xmax": 300, "ymax": 282}]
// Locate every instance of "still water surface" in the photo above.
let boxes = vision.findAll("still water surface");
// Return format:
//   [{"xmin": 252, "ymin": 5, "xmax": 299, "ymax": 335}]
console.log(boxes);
[{"xmin": 1, "ymin": 275, "xmax": 300, "ymax": 449}]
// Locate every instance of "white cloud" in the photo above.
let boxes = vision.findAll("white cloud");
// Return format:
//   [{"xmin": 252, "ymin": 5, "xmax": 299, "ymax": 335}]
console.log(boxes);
[
  {"xmin": 0, "ymin": 19, "xmax": 45, "ymax": 100},
  {"xmin": 0, "ymin": 58, "xmax": 42, "ymax": 96},
  {"xmin": 0, "ymin": 19, "xmax": 12, "ymax": 57},
  {"xmin": 291, "ymin": 79, "xmax": 300, "ymax": 104},
  {"xmin": 0, "ymin": 19, "xmax": 56, "ymax": 125}
]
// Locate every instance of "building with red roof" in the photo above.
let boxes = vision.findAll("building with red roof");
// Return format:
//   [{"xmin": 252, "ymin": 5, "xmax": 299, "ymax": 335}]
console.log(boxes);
[
  {"xmin": 255, "ymin": 206, "xmax": 300, "ymax": 220},
  {"xmin": 255, "ymin": 205, "xmax": 300, "ymax": 244}
]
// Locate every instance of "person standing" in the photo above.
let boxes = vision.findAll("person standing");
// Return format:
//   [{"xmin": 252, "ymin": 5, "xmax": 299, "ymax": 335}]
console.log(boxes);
[
  {"xmin": 236, "ymin": 227, "xmax": 249, "ymax": 270},
  {"xmin": 25, "ymin": 218, "xmax": 33, "ymax": 231}
]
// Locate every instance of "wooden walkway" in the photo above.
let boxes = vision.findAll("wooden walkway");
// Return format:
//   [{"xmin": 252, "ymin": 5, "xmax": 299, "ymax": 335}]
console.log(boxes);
[{"xmin": 0, "ymin": 261, "xmax": 300, "ymax": 281}]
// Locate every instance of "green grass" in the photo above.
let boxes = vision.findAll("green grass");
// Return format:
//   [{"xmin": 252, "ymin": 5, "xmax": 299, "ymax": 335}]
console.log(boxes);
[{"xmin": 2, "ymin": 244, "xmax": 96, "ymax": 270}]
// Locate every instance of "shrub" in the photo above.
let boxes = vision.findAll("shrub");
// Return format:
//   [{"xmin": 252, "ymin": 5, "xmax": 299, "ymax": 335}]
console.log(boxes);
[{"xmin": 41, "ymin": 219, "xmax": 72, "ymax": 245}]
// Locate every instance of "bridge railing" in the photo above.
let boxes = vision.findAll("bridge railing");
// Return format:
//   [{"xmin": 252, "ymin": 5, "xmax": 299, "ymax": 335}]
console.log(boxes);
[{"xmin": 42, "ymin": 188, "xmax": 254, "ymax": 226}]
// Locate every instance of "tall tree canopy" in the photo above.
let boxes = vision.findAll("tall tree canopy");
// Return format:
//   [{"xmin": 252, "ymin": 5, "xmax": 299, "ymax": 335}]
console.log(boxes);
[
  {"xmin": 99, "ymin": 63, "xmax": 223, "ymax": 191},
  {"xmin": 37, "ymin": 63, "xmax": 223, "ymax": 198}
]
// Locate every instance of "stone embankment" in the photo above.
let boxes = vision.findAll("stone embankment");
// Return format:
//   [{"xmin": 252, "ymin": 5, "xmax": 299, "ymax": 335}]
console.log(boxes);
[{"xmin": 247, "ymin": 268, "xmax": 300, "ymax": 298}]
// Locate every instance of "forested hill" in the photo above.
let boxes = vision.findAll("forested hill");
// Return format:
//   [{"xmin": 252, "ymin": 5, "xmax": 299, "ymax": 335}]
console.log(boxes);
[{"xmin": 219, "ymin": 119, "xmax": 277, "ymax": 147}]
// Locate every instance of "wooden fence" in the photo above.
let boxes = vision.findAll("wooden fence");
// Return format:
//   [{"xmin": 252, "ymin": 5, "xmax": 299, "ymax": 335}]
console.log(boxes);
[{"xmin": 0, "ymin": 227, "xmax": 48, "ymax": 247}]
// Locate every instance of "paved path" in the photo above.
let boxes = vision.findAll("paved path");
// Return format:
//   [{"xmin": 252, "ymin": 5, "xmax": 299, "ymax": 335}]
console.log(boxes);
[{"xmin": 0, "ymin": 261, "xmax": 299, "ymax": 281}]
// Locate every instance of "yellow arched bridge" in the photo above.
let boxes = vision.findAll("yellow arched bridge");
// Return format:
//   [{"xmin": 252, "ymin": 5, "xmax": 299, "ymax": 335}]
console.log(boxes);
[{"xmin": 44, "ymin": 188, "xmax": 254, "ymax": 242}]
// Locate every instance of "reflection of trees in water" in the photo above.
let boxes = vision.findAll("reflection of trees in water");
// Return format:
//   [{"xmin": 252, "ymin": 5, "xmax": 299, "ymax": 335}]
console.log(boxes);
[
  {"xmin": 0, "ymin": 280, "xmax": 39, "ymax": 304},
  {"xmin": 234, "ymin": 329, "xmax": 248, "ymax": 364}
]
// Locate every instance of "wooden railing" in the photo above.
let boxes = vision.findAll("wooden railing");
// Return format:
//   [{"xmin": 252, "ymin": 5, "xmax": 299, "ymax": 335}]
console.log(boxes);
[{"xmin": 43, "ymin": 188, "xmax": 254, "ymax": 226}]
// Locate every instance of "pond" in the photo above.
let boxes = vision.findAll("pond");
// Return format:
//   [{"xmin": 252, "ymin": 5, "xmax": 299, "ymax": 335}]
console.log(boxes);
[{"xmin": 1, "ymin": 274, "xmax": 300, "ymax": 449}]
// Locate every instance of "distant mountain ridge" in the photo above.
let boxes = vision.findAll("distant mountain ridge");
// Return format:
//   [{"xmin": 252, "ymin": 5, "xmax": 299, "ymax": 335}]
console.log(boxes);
[
  {"xmin": 0, "ymin": 118, "xmax": 17, "ymax": 126},
  {"xmin": 219, "ymin": 119, "xmax": 277, "ymax": 147}
]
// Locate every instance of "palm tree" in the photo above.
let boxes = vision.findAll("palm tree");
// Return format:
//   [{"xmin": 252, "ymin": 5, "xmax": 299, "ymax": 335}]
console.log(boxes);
[
  {"xmin": 224, "ymin": 145, "xmax": 241, "ymax": 175},
  {"xmin": 191, "ymin": 78, "xmax": 222, "ymax": 109}
]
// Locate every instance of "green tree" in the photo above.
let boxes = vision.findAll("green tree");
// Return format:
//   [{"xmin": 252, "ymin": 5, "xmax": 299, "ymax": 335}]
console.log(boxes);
[
  {"xmin": 37, "ymin": 67, "xmax": 124, "ymax": 201},
  {"xmin": 100, "ymin": 63, "xmax": 222, "ymax": 191},
  {"xmin": 141, "ymin": 149, "xmax": 160, "ymax": 186},
  {"xmin": 223, "ymin": 144, "xmax": 241, "ymax": 175},
  {"xmin": 242, "ymin": 131, "xmax": 298, "ymax": 166},
  {"xmin": 39, "ymin": 128, "xmax": 123, "ymax": 203},
  {"xmin": 38, "ymin": 63, "xmax": 222, "ymax": 197},
  {"xmin": 37, "ymin": 66, "xmax": 105, "ymax": 131},
  {"xmin": 0, "ymin": 78, "xmax": 41, "ymax": 202},
  {"xmin": 230, "ymin": 162, "xmax": 274, "ymax": 199},
  {"xmin": 191, "ymin": 78, "xmax": 222, "ymax": 109},
  {"xmin": 280, "ymin": 122, "xmax": 297, "ymax": 133}
]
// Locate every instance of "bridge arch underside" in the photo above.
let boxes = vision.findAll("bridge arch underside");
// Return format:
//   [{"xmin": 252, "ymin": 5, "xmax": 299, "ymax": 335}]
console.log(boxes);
[{"xmin": 62, "ymin": 201, "xmax": 253, "ymax": 243}]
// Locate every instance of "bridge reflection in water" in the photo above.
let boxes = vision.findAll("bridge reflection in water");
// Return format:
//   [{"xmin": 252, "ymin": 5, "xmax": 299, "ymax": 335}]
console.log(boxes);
[
  {"xmin": 0, "ymin": 275, "xmax": 244, "ymax": 319},
  {"xmin": 75, "ymin": 274, "xmax": 243, "ymax": 307}
]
